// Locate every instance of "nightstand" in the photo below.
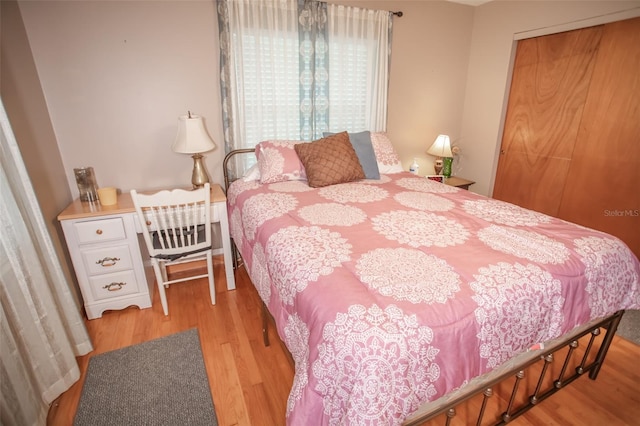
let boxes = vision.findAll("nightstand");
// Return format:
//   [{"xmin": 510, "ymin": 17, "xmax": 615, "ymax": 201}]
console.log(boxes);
[
  {"xmin": 58, "ymin": 183, "xmax": 235, "ymax": 319},
  {"xmin": 445, "ymin": 176, "xmax": 475, "ymax": 190}
]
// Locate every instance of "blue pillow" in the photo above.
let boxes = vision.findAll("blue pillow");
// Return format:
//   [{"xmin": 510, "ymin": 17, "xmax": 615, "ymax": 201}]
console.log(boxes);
[{"xmin": 323, "ymin": 131, "xmax": 380, "ymax": 179}]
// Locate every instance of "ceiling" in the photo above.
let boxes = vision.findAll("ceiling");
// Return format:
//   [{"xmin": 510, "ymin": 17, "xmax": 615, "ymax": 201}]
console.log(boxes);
[{"xmin": 447, "ymin": 0, "xmax": 493, "ymax": 6}]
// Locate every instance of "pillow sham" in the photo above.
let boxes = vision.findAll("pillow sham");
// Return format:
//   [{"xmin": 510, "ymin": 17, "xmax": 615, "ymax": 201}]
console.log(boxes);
[
  {"xmin": 256, "ymin": 140, "xmax": 307, "ymax": 184},
  {"xmin": 323, "ymin": 131, "xmax": 380, "ymax": 180},
  {"xmin": 294, "ymin": 132, "xmax": 365, "ymax": 188},
  {"xmin": 370, "ymin": 132, "xmax": 404, "ymax": 174}
]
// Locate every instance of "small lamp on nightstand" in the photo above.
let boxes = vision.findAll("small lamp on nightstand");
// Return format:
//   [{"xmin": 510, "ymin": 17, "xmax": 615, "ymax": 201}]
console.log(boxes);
[
  {"xmin": 172, "ymin": 111, "xmax": 216, "ymax": 189},
  {"xmin": 427, "ymin": 134, "xmax": 453, "ymax": 175}
]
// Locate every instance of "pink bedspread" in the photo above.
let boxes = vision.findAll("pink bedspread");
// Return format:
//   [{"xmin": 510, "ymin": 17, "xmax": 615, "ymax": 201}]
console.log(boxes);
[{"xmin": 227, "ymin": 173, "xmax": 640, "ymax": 425}]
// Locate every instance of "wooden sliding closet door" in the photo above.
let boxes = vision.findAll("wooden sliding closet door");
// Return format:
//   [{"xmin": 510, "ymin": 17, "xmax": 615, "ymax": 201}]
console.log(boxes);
[
  {"xmin": 494, "ymin": 17, "xmax": 640, "ymax": 257},
  {"xmin": 557, "ymin": 17, "xmax": 640, "ymax": 257},
  {"xmin": 493, "ymin": 25, "xmax": 603, "ymax": 216}
]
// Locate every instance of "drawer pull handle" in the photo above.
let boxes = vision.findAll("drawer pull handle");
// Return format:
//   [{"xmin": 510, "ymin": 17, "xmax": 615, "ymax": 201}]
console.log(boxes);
[
  {"xmin": 146, "ymin": 220, "xmax": 152, "ymax": 226},
  {"xmin": 103, "ymin": 282, "xmax": 126, "ymax": 291},
  {"xmin": 96, "ymin": 229, "xmax": 103, "ymax": 235},
  {"xmin": 96, "ymin": 257, "xmax": 120, "ymax": 267}
]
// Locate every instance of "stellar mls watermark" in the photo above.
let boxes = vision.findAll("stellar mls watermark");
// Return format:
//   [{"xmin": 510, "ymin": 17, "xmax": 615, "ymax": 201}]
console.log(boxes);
[{"xmin": 603, "ymin": 209, "xmax": 639, "ymax": 217}]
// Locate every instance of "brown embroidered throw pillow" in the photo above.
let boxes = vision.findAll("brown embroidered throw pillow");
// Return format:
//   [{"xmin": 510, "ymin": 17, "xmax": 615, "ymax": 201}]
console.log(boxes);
[{"xmin": 294, "ymin": 132, "xmax": 365, "ymax": 188}]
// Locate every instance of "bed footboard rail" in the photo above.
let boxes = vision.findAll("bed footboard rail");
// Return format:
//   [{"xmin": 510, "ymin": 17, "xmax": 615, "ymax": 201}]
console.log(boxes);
[{"xmin": 404, "ymin": 310, "xmax": 625, "ymax": 426}]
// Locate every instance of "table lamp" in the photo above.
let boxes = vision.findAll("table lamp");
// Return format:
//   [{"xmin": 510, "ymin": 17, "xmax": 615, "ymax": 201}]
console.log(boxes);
[
  {"xmin": 427, "ymin": 134, "xmax": 452, "ymax": 175},
  {"xmin": 172, "ymin": 112, "xmax": 216, "ymax": 189}
]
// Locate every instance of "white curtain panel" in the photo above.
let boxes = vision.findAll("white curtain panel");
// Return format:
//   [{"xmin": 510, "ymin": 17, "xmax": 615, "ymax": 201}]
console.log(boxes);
[
  {"xmin": 219, "ymin": 0, "xmax": 301, "ymax": 149},
  {"xmin": 326, "ymin": 3, "xmax": 390, "ymax": 134},
  {"xmin": 0, "ymin": 99, "xmax": 93, "ymax": 425}
]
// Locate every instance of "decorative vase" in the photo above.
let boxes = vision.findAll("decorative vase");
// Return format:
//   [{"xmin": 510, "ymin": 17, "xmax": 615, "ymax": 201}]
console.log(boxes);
[{"xmin": 442, "ymin": 157, "xmax": 453, "ymax": 178}]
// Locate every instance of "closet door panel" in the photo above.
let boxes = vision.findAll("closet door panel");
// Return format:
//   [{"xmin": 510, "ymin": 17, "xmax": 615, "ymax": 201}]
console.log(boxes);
[
  {"xmin": 493, "ymin": 26, "xmax": 602, "ymax": 215},
  {"xmin": 558, "ymin": 17, "xmax": 640, "ymax": 257},
  {"xmin": 493, "ymin": 153, "xmax": 570, "ymax": 217}
]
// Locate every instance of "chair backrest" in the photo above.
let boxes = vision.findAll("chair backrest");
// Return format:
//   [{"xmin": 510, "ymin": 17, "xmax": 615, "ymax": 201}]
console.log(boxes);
[{"xmin": 131, "ymin": 183, "xmax": 211, "ymax": 259}]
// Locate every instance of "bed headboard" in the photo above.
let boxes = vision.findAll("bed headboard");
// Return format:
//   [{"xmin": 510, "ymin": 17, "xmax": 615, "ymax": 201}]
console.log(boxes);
[{"xmin": 222, "ymin": 148, "xmax": 256, "ymax": 192}]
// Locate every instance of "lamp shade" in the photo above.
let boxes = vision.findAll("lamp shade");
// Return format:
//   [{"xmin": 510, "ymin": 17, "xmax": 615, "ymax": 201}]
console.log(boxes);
[
  {"xmin": 172, "ymin": 113, "xmax": 216, "ymax": 154},
  {"xmin": 427, "ymin": 134, "xmax": 453, "ymax": 158}
]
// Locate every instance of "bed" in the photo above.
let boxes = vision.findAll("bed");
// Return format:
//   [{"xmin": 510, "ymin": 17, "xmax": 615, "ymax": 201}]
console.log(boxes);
[{"xmin": 223, "ymin": 132, "xmax": 640, "ymax": 425}]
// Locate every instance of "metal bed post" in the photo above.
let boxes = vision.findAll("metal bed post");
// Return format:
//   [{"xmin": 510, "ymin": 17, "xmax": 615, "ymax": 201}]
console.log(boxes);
[
  {"xmin": 588, "ymin": 310, "xmax": 624, "ymax": 379},
  {"xmin": 222, "ymin": 148, "xmax": 256, "ymax": 271}
]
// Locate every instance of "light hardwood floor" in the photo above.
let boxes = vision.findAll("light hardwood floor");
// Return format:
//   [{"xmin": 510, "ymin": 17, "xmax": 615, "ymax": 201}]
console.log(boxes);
[{"xmin": 48, "ymin": 258, "xmax": 640, "ymax": 425}]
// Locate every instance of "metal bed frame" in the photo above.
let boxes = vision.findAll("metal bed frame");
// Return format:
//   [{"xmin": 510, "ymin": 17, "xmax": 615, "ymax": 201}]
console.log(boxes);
[
  {"xmin": 222, "ymin": 148, "xmax": 626, "ymax": 425},
  {"xmin": 403, "ymin": 311, "xmax": 623, "ymax": 425}
]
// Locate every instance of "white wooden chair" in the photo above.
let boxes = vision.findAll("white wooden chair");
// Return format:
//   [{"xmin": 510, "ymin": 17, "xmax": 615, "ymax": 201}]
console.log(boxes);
[{"xmin": 130, "ymin": 183, "xmax": 215, "ymax": 315}]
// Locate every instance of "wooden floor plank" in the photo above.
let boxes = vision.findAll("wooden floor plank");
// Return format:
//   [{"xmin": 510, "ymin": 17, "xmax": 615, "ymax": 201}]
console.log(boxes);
[
  {"xmin": 47, "ymin": 259, "xmax": 640, "ymax": 426},
  {"xmin": 221, "ymin": 342, "xmax": 252, "ymax": 426}
]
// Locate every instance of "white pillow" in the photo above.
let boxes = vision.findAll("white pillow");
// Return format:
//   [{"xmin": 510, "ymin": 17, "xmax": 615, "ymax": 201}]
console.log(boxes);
[
  {"xmin": 370, "ymin": 132, "xmax": 404, "ymax": 174},
  {"xmin": 242, "ymin": 164, "xmax": 261, "ymax": 182}
]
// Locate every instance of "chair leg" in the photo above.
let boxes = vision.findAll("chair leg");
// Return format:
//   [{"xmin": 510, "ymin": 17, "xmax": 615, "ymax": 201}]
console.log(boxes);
[
  {"xmin": 206, "ymin": 252, "xmax": 216, "ymax": 305},
  {"xmin": 160, "ymin": 262, "xmax": 169, "ymax": 288},
  {"xmin": 152, "ymin": 262, "xmax": 169, "ymax": 315}
]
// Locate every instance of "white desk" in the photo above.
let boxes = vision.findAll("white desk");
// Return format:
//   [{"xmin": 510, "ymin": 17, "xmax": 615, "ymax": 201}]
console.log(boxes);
[{"xmin": 58, "ymin": 184, "xmax": 235, "ymax": 319}]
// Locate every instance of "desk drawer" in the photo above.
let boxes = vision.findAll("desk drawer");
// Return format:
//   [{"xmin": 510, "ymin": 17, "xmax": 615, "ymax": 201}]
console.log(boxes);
[
  {"xmin": 74, "ymin": 218, "xmax": 126, "ymax": 244},
  {"xmin": 82, "ymin": 244, "xmax": 134, "ymax": 276},
  {"xmin": 89, "ymin": 270, "xmax": 140, "ymax": 301}
]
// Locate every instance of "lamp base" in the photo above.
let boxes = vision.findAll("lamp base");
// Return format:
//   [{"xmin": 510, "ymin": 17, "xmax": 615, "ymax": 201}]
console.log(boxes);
[
  {"xmin": 433, "ymin": 158, "xmax": 443, "ymax": 175},
  {"xmin": 191, "ymin": 153, "xmax": 210, "ymax": 189}
]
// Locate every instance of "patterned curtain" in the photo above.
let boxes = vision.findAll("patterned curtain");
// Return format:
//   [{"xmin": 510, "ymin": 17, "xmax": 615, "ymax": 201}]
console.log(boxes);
[
  {"xmin": 217, "ymin": 0, "xmax": 393, "ymax": 157},
  {"xmin": 298, "ymin": 0, "xmax": 329, "ymax": 141}
]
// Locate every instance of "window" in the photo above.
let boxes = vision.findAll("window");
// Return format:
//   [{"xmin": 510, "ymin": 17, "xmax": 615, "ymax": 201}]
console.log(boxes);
[{"xmin": 218, "ymin": 0, "xmax": 392, "ymax": 151}]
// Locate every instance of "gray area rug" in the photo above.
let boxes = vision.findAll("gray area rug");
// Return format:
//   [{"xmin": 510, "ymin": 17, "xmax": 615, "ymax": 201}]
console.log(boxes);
[
  {"xmin": 617, "ymin": 309, "xmax": 640, "ymax": 345},
  {"xmin": 74, "ymin": 329, "xmax": 218, "ymax": 426}
]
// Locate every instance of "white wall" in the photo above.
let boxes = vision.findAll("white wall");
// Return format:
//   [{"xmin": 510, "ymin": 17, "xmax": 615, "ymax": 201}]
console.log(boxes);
[
  {"xmin": 384, "ymin": 1, "xmax": 475, "ymax": 176},
  {"xmin": 460, "ymin": 0, "xmax": 640, "ymax": 195},
  {"xmin": 18, "ymin": 0, "xmax": 223, "ymax": 195}
]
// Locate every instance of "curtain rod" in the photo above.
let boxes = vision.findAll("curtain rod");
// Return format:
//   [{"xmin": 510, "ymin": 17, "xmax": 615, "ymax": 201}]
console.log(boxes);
[{"xmin": 392, "ymin": 11, "xmax": 403, "ymax": 17}]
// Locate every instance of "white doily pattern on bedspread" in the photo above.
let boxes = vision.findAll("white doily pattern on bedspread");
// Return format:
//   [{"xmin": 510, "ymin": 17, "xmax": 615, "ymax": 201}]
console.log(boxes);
[
  {"xmin": 471, "ymin": 262, "xmax": 564, "ymax": 369},
  {"xmin": 250, "ymin": 242, "xmax": 271, "ymax": 305},
  {"xmin": 372, "ymin": 210, "xmax": 469, "ymax": 248},
  {"xmin": 266, "ymin": 225, "xmax": 352, "ymax": 305},
  {"xmin": 241, "ymin": 192, "xmax": 298, "ymax": 241},
  {"xmin": 284, "ymin": 313, "xmax": 310, "ymax": 416},
  {"xmin": 394, "ymin": 191, "xmax": 455, "ymax": 212},
  {"xmin": 574, "ymin": 236, "xmax": 640, "ymax": 318},
  {"xmin": 318, "ymin": 183, "xmax": 388, "ymax": 203},
  {"xmin": 355, "ymin": 248, "xmax": 461, "ymax": 304},
  {"xmin": 299, "ymin": 203, "xmax": 367, "ymax": 227},
  {"xmin": 312, "ymin": 304, "xmax": 440, "ymax": 425},
  {"xmin": 463, "ymin": 199, "xmax": 552, "ymax": 226},
  {"xmin": 478, "ymin": 225, "xmax": 570, "ymax": 264}
]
